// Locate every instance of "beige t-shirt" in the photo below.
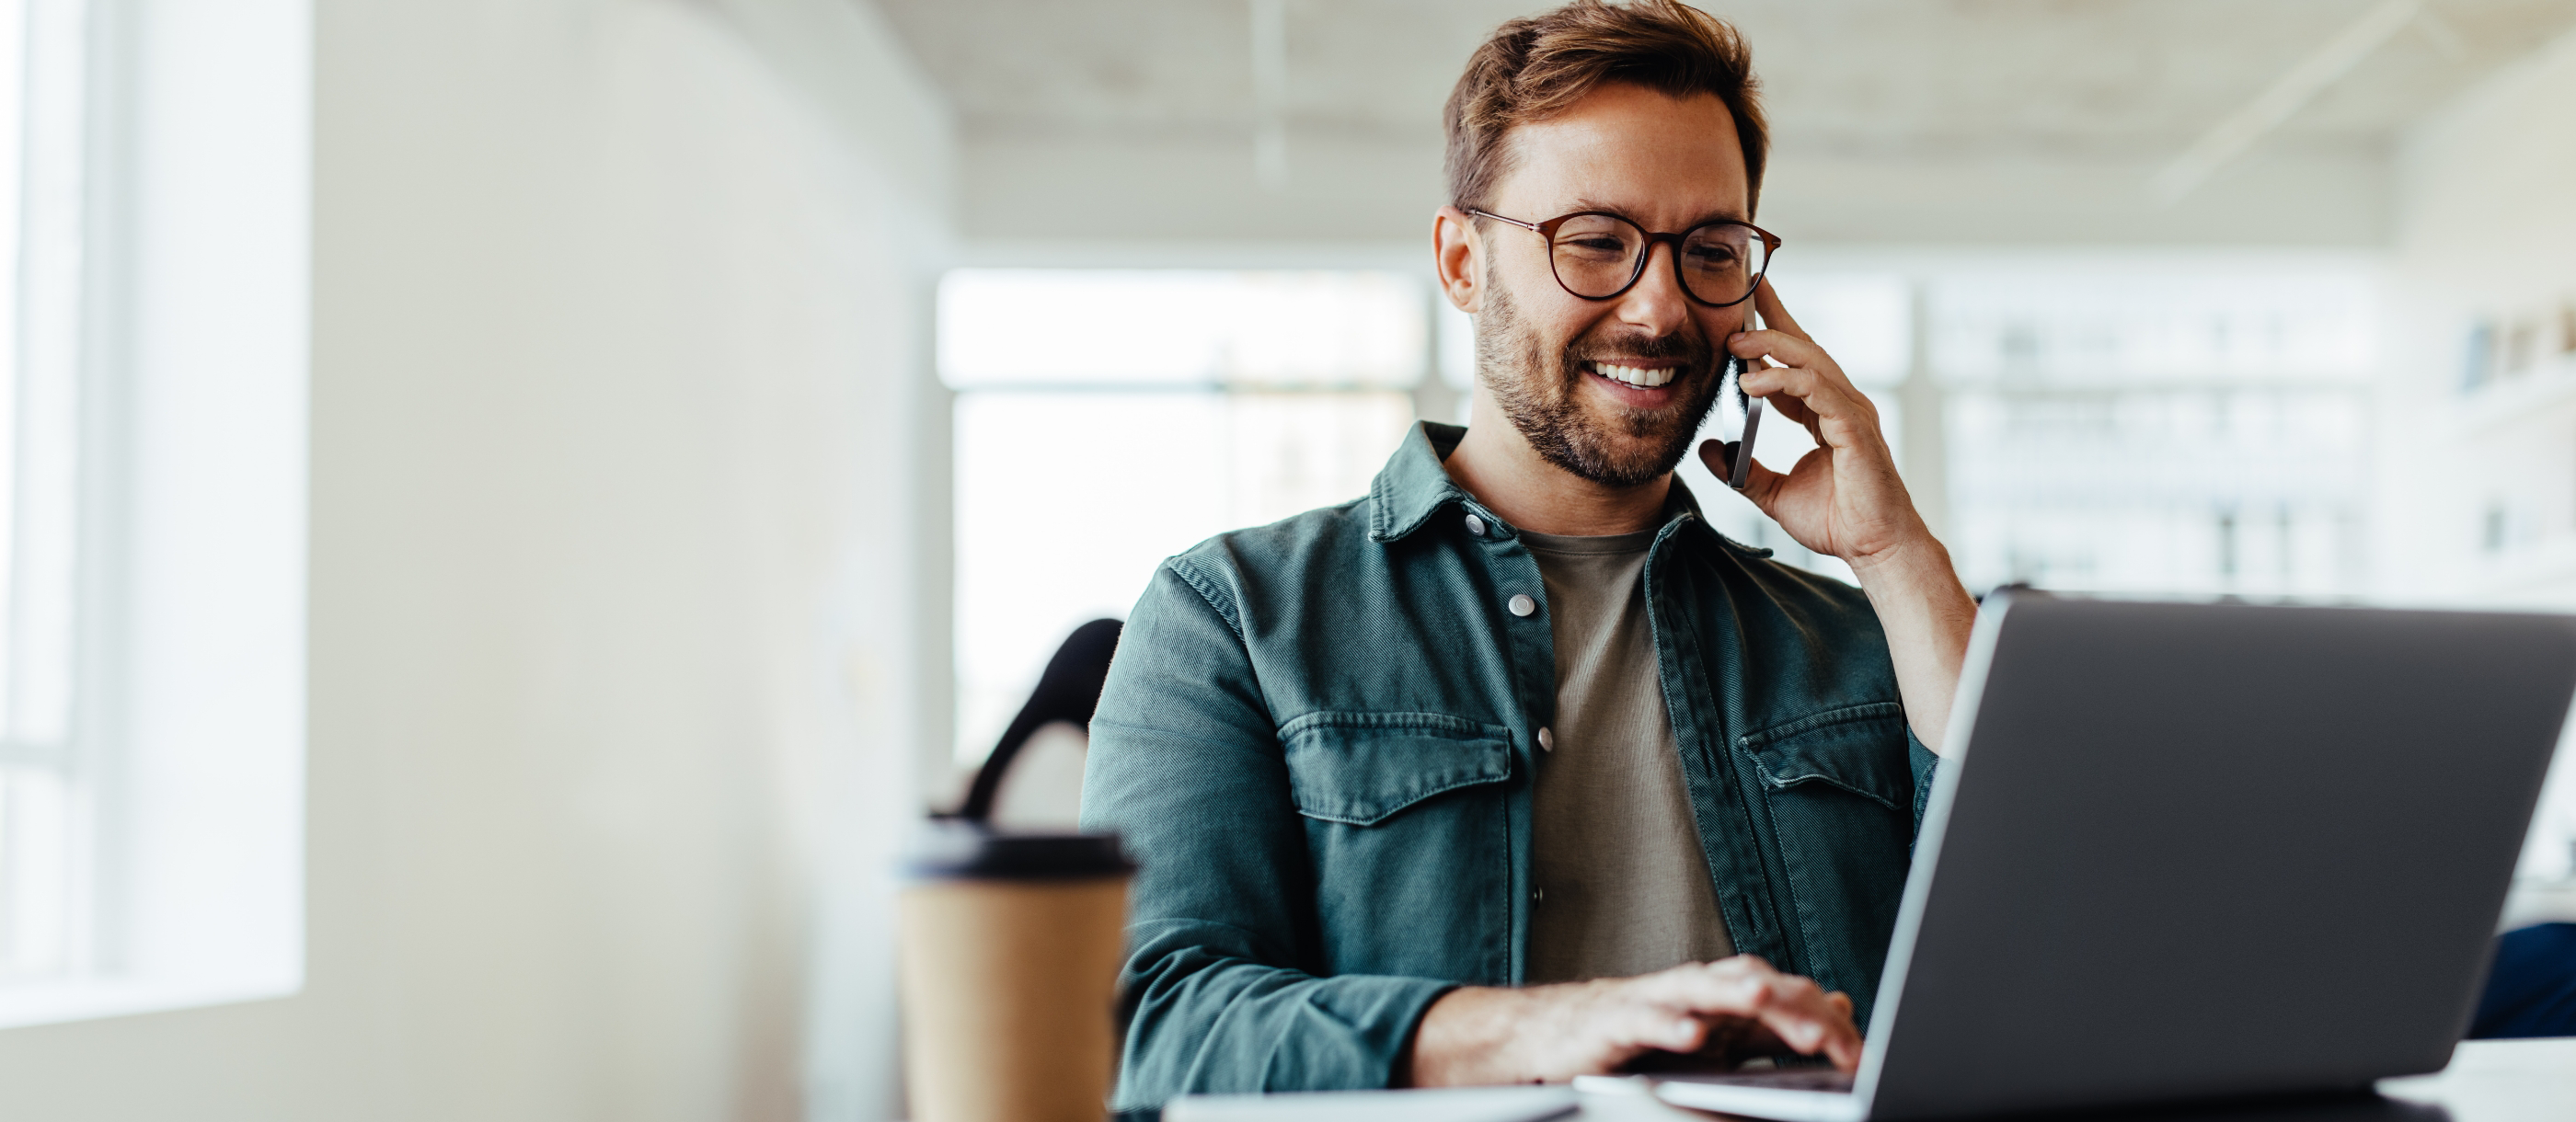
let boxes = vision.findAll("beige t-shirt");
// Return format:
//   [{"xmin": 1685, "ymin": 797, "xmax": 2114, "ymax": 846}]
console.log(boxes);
[{"xmin": 1521, "ymin": 527, "xmax": 1734, "ymax": 984}]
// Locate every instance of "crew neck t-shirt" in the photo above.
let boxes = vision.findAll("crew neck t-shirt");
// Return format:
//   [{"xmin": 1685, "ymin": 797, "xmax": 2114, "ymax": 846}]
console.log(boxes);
[{"xmin": 1519, "ymin": 525, "xmax": 1734, "ymax": 984}]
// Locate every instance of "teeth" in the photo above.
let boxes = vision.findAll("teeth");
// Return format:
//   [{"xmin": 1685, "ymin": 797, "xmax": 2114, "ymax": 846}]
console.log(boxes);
[{"xmin": 1594, "ymin": 362, "xmax": 1673, "ymax": 388}]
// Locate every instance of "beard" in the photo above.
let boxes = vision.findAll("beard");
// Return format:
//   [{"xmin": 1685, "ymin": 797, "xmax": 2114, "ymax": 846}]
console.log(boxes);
[{"xmin": 1475, "ymin": 276, "xmax": 1727, "ymax": 488}]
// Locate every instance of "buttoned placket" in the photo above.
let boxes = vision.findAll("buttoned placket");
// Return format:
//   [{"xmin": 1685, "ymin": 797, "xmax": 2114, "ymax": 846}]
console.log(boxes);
[
  {"xmin": 1456, "ymin": 498, "xmax": 1561, "ymax": 984},
  {"xmin": 1640, "ymin": 511, "xmax": 1804, "ymax": 980}
]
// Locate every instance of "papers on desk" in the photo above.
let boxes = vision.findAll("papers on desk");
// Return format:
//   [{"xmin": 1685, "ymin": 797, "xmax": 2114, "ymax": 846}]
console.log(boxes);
[
  {"xmin": 1161, "ymin": 1042, "xmax": 2576, "ymax": 1122},
  {"xmin": 1165, "ymin": 1085, "xmax": 1579, "ymax": 1122}
]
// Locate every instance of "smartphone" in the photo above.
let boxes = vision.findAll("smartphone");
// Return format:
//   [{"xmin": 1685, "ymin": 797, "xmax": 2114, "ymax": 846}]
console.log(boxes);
[{"xmin": 1730, "ymin": 292, "xmax": 1763, "ymax": 490}]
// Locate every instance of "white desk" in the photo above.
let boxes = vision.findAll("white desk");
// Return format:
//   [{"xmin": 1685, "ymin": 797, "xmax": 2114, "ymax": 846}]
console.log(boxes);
[
  {"xmin": 1166, "ymin": 1038, "xmax": 2576, "ymax": 1122},
  {"xmin": 2380, "ymin": 1038, "xmax": 2576, "ymax": 1122}
]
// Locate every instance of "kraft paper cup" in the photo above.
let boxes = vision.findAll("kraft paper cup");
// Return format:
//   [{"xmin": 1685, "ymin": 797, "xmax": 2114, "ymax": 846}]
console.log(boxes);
[{"xmin": 900, "ymin": 826, "xmax": 1134, "ymax": 1122}]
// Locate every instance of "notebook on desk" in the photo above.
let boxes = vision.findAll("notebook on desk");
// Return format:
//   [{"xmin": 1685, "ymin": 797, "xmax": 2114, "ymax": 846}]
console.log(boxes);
[
  {"xmin": 1163, "ymin": 1084, "xmax": 1576, "ymax": 1122},
  {"xmin": 1604, "ymin": 593, "xmax": 2576, "ymax": 1121}
]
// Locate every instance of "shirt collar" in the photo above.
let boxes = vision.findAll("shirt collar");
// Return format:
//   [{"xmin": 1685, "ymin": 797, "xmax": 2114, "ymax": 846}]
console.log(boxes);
[
  {"xmin": 1366, "ymin": 422, "xmax": 1472, "ymax": 542},
  {"xmin": 1366, "ymin": 420, "xmax": 1724, "ymax": 547}
]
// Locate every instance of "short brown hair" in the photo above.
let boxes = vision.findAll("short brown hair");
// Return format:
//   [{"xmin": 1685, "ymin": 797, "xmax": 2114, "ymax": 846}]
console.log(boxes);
[{"xmin": 1443, "ymin": 0, "xmax": 1768, "ymax": 215}]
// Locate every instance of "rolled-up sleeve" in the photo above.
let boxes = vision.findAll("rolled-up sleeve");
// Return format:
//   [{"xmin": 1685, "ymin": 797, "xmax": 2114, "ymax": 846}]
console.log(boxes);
[{"xmin": 1082, "ymin": 559, "xmax": 1455, "ymax": 1110}]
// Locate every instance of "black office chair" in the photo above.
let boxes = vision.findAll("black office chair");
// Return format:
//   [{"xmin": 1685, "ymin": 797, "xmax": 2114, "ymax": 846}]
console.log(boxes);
[{"xmin": 954, "ymin": 618, "xmax": 1123, "ymax": 823}]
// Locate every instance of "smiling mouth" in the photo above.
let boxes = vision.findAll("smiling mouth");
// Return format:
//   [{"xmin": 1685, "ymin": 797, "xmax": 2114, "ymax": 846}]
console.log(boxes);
[{"xmin": 1583, "ymin": 360, "xmax": 1682, "ymax": 389}]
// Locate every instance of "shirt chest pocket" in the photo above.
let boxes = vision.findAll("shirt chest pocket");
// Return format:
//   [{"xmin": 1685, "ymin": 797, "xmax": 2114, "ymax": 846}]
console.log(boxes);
[
  {"xmin": 1279, "ymin": 711, "xmax": 1515, "ymax": 825},
  {"xmin": 1736, "ymin": 701, "xmax": 1917, "ymax": 1014},
  {"xmin": 1740, "ymin": 702, "xmax": 1913, "ymax": 815},
  {"xmin": 1276, "ymin": 711, "xmax": 1517, "ymax": 981}
]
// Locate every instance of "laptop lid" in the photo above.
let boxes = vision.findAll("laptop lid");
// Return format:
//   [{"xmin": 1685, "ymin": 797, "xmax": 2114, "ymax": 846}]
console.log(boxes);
[{"xmin": 1857, "ymin": 594, "xmax": 2576, "ymax": 1120}]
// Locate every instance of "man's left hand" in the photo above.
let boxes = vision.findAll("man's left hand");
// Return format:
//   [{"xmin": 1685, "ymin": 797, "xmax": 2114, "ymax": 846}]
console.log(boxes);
[
  {"xmin": 1697, "ymin": 282, "xmax": 1979, "ymax": 751},
  {"xmin": 1697, "ymin": 281, "xmax": 1926, "ymax": 568}
]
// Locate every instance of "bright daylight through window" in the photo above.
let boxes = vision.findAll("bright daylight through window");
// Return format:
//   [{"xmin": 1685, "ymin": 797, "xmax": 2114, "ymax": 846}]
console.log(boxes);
[
  {"xmin": 942, "ymin": 259, "xmax": 2378, "ymax": 784},
  {"xmin": 943, "ymin": 269, "xmax": 1432, "ymax": 771},
  {"xmin": 1932, "ymin": 267, "xmax": 2375, "ymax": 596},
  {"xmin": 0, "ymin": 0, "xmax": 311, "ymax": 1029},
  {"xmin": 0, "ymin": 0, "xmax": 90, "ymax": 986}
]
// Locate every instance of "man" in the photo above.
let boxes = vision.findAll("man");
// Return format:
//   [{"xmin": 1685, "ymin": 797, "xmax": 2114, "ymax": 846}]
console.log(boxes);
[{"xmin": 1081, "ymin": 0, "xmax": 1978, "ymax": 1107}]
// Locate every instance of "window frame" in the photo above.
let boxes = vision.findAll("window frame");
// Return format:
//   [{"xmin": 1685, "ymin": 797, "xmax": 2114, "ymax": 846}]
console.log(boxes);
[{"xmin": 0, "ymin": 0, "xmax": 311, "ymax": 1027}]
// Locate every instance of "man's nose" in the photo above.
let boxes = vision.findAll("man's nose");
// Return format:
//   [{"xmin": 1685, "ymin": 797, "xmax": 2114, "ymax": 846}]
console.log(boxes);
[{"xmin": 1616, "ymin": 241, "xmax": 1692, "ymax": 337}]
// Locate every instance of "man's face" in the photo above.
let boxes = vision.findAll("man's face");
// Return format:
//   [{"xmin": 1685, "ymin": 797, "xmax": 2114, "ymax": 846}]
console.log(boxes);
[{"xmin": 1467, "ymin": 83, "xmax": 1753, "ymax": 488}]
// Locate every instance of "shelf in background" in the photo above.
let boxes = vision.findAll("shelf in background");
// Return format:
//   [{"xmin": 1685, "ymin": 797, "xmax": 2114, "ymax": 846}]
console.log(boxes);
[{"xmin": 2445, "ymin": 350, "xmax": 2576, "ymax": 439}]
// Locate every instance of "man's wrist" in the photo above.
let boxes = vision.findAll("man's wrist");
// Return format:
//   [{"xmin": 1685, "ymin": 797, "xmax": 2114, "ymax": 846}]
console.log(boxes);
[
  {"xmin": 1392, "ymin": 983, "xmax": 1468, "ymax": 1087},
  {"xmin": 1841, "ymin": 528, "xmax": 1978, "ymax": 752},
  {"xmin": 1846, "ymin": 532, "xmax": 1974, "ymax": 635},
  {"xmin": 1403, "ymin": 985, "xmax": 1527, "ymax": 1087},
  {"xmin": 1845, "ymin": 529, "xmax": 1951, "ymax": 587}
]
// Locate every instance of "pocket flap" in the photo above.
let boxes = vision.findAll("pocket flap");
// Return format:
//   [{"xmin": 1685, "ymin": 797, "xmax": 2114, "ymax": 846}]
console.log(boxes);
[
  {"xmin": 1280, "ymin": 711, "xmax": 1514, "ymax": 826},
  {"xmin": 1738, "ymin": 701, "xmax": 1910, "ymax": 812}
]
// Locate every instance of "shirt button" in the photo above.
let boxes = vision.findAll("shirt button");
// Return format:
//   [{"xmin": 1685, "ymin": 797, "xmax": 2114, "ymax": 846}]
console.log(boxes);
[
  {"xmin": 1533, "ymin": 887, "xmax": 1546, "ymax": 903},
  {"xmin": 1537, "ymin": 727, "xmax": 1555, "ymax": 751},
  {"xmin": 1508, "ymin": 594, "xmax": 1536, "ymax": 617},
  {"xmin": 1464, "ymin": 513, "xmax": 1487, "ymax": 536}
]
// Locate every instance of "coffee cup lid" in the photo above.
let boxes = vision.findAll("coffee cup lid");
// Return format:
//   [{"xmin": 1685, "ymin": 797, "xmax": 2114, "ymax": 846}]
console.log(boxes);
[{"xmin": 904, "ymin": 821, "xmax": 1135, "ymax": 881}]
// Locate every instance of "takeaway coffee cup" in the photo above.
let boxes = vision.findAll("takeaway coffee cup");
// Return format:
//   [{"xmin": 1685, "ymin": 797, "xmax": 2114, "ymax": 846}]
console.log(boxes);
[{"xmin": 899, "ymin": 825, "xmax": 1134, "ymax": 1122}]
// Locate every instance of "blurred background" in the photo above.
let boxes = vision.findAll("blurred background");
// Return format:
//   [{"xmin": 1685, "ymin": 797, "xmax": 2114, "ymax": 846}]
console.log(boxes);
[{"xmin": 0, "ymin": 0, "xmax": 2568, "ymax": 1118}]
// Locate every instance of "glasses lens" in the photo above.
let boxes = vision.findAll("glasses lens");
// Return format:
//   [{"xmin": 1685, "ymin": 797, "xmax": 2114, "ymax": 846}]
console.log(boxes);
[
  {"xmin": 1678, "ymin": 223, "xmax": 1766, "ymax": 305},
  {"xmin": 1548, "ymin": 214, "xmax": 1645, "ymax": 299}
]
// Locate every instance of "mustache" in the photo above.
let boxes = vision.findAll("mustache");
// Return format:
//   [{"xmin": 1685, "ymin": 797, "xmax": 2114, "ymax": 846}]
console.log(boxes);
[{"xmin": 1566, "ymin": 329, "xmax": 1712, "ymax": 369}]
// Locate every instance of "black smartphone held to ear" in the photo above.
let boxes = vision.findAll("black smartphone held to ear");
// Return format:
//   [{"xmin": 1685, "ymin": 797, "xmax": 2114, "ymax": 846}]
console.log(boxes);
[{"xmin": 1729, "ymin": 293, "xmax": 1762, "ymax": 490}]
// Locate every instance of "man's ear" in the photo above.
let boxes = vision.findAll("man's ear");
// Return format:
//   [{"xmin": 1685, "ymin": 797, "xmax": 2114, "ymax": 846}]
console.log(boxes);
[{"xmin": 1432, "ymin": 206, "xmax": 1481, "ymax": 315}]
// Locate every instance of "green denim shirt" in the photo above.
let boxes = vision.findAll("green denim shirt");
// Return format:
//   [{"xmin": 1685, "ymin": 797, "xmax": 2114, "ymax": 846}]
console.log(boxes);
[{"xmin": 1081, "ymin": 421, "xmax": 1938, "ymax": 1110}]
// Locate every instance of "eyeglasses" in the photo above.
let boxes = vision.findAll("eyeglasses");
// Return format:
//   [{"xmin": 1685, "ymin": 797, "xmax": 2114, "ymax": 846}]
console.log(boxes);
[{"xmin": 1468, "ymin": 209, "xmax": 1781, "ymax": 308}]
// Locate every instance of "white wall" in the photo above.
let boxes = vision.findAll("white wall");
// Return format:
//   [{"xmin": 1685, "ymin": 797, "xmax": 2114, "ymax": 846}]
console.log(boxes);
[
  {"xmin": 0, "ymin": 0, "xmax": 949, "ymax": 1118},
  {"xmin": 2383, "ymin": 23, "xmax": 2576, "ymax": 898},
  {"xmin": 2382, "ymin": 22, "xmax": 2576, "ymax": 606}
]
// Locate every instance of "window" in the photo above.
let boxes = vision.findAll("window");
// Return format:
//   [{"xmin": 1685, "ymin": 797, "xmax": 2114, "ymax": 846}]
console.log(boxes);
[
  {"xmin": 0, "ymin": 0, "xmax": 92, "ymax": 984},
  {"xmin": 943, "ymin": 269, "xmax": 1431, "ymax": 768},
  {"xmin": 1675, "ymin": 260, "xmax": 2375, "ymax": 598},
  {"xmin": 1930, "ymin": 268, "xmax": 2375, "ymax": 597},
  {"xmin": 0, "ymin": 0, "xmax": 310, "ymax": 1027}
]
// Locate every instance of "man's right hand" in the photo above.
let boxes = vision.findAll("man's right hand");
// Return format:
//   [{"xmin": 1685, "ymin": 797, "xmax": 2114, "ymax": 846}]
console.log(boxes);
[{"xmin": 1397, "ymin": 956, "xmax": 1864, "ymax": 1087}]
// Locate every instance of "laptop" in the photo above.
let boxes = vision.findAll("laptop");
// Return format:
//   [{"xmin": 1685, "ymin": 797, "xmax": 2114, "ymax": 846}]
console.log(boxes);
[{"xmin": 1620, "ymin": 592, "xmax": 2576, "ymax": 1121}]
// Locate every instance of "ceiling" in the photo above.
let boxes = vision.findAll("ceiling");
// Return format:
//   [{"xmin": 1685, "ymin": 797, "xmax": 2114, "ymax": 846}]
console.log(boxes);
[{"xmin": 874, "ymin": 0, "xmax": 2576, "ymax": 246}]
